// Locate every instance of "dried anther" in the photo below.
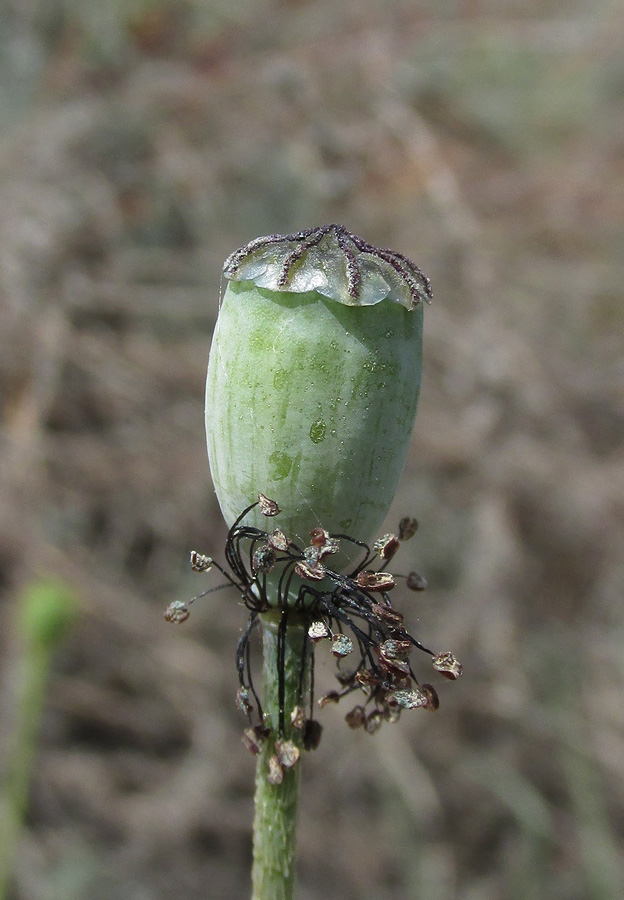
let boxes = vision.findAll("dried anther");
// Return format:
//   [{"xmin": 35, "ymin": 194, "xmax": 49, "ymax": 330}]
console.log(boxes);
[
  {"xmin": 258, "ymin": 493, "xmax": 281, "ymax": 517},
  {"xmin": 190, "ymin": 551, "xmax": 213, "ymax": 572},
  {"xmin": 407, "ymin": 571, "xmax": 428, "ymax": 591},
  {"xmin": 331, "ymin": 634, "xmax": 354, "ymax": 657},
  {"xmin": 304, "ymin": 541, "xmax": 339, "ymax": 567},
  {"xmin": 392, "ymin": 689, "xmax": 428, "ymax": 710},
  {"xmin": 164, "ymin": 601, "xmax": 190, "ymax": 624},
  {"xmin": 335, "ymin": 668, "xmax": 356, "ymax": 686},
  {"xmin": 309, "ymin": 527, "xmax": 329, "ymax": 546},
  {"xmin": 252, "ymin": 543, "xmax": 277, "ymax": 574},
  {"xmin": 370, "ymin": 602, "xmax": 404, "ymax": 625},
  {"xmin": 355, "ymin": 571, "xmax": 396, "ymax": 592},
  {"xmin": 373, "ymin": 534, "xmax": 401, "ymax": 561},
  {"xmin": 380, "ymin": 639, "xmax": 413, "ymax": 659},
  {"xmin": 267, "ymin": 755, "xmax": 284, "ymax": 785},
  {"xmin": 268, "ymin": 529, "xmax": 290, "ymax": 551},
  {"xmin": 355, "ymin": 669, "xmax": 380, "ymax": 689},
  {"xmin": 236, "ymin": 687, "xmax": 253, "ymax": 716},
  {"xmin": 322, "ymin": 538, "xmax": 340, "ymax": 557},
  {"xmin": 303, "ymin": 545, "xmax": 322, "ymax": 567},
  {"xmin": 432, "ymin": 652, "xmax": 463, "ymax": 680},
  {"xmin": 345, "ymin": 706, "xmax": 367, "ymax": 729},
  {"xmin": 303, "ymin": 719, "xmax": 323, "ymax": 751},
  {"xmin": 365, "ymin": 711, "xmax": 383, "ymax": 734},
  {"xmin": 242, "ymin": 726, "xmax": 269, "ymax": 755},
  {"xmin": 377, "ymin": 640, "xmax": 412, "ymax": 676},
  {"xmin": 275, "ymin": 739, "xmax": 300, "ymax": 769},
  {"xmin": 169, "ymin": 498, "xmax": 461, "ymax": 747},
  {"xmin": 295, "ymin": 560, "xmax": 326, "ymax": 581},
  {"xmin": 242, "ymin": 730, "xmax": 261, "ymax": 755},
  {"xmin": 399, "ymin": 517, "xmax": 418, "ymax": 541},
  {"xmin": 376, "ymin": 647, "xmax": 410, "ymax": 677},
  {"xmin": 420, "ymin": 683, "xmax": 440, "ymax": 711},
  {"xmin": 308, "ymin": 620, "xmax": 330, "ymax": 642},
  {"xmin": 318, "ymin": 691, "xmax": 341, "ymax": 708},
  {"xmin": 309, "ymin": 528, "xmax": 340, "ymax": 558}
]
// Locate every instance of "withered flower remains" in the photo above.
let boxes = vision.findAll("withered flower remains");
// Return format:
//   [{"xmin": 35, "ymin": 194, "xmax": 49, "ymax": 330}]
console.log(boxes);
[{"xmin": 165, "ymin": 495, "xmax": 462, "ymax": 753}]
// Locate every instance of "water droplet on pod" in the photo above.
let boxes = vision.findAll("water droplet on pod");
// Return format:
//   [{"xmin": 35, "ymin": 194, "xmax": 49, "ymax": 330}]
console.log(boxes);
[{"xmin": 309, "ymin": 419, "xmax": 327, "ymax": 444}]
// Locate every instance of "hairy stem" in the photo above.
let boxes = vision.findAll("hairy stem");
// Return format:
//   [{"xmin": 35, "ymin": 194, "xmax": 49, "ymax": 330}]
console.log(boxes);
[{"xmin": 251, "ymin": 613, "xmax": 309, "ymax": 900}]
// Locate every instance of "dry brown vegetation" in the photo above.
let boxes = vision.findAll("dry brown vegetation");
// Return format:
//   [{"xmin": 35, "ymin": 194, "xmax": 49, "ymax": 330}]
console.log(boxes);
[{"xmin": 1, "ymin": 1, "xmax": 623, "ymax": 898}]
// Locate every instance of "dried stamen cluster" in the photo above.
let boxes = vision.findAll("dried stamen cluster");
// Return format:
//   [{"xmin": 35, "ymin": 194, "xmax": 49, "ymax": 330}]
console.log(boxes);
[{"xmin": 165, "ymin": 496, "xmax": 461, "ymax": 753}]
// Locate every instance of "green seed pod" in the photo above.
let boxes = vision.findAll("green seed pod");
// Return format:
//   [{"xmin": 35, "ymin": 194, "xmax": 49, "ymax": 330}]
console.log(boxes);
[{"xmin": 205, "ymin": 225, "xmax": 431, "ymax": 568}]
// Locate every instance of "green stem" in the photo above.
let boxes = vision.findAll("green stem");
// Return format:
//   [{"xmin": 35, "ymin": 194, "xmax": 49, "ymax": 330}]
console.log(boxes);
[
  {"xmin": 251, "ymin": 613, "xmax": 309, "ymax": 900},
  {"xmin": 0, "ymin": 647, "xmax": 50, "ymax": 900},
  {"xmin": 0, "ymin": 580, "xmax": 76, "ymax": 900}
]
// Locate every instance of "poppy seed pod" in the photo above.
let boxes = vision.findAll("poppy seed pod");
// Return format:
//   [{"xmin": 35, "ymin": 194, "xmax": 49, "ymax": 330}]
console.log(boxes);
[{"xmin": 205, "ymin": 225, "xmax": 431, "ymax": 569}]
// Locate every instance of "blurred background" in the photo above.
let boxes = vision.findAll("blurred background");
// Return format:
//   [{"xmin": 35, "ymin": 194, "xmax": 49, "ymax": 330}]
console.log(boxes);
[{"xmin": 0, "ymin": 0, "xmax": 623, "ymax": 898}]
